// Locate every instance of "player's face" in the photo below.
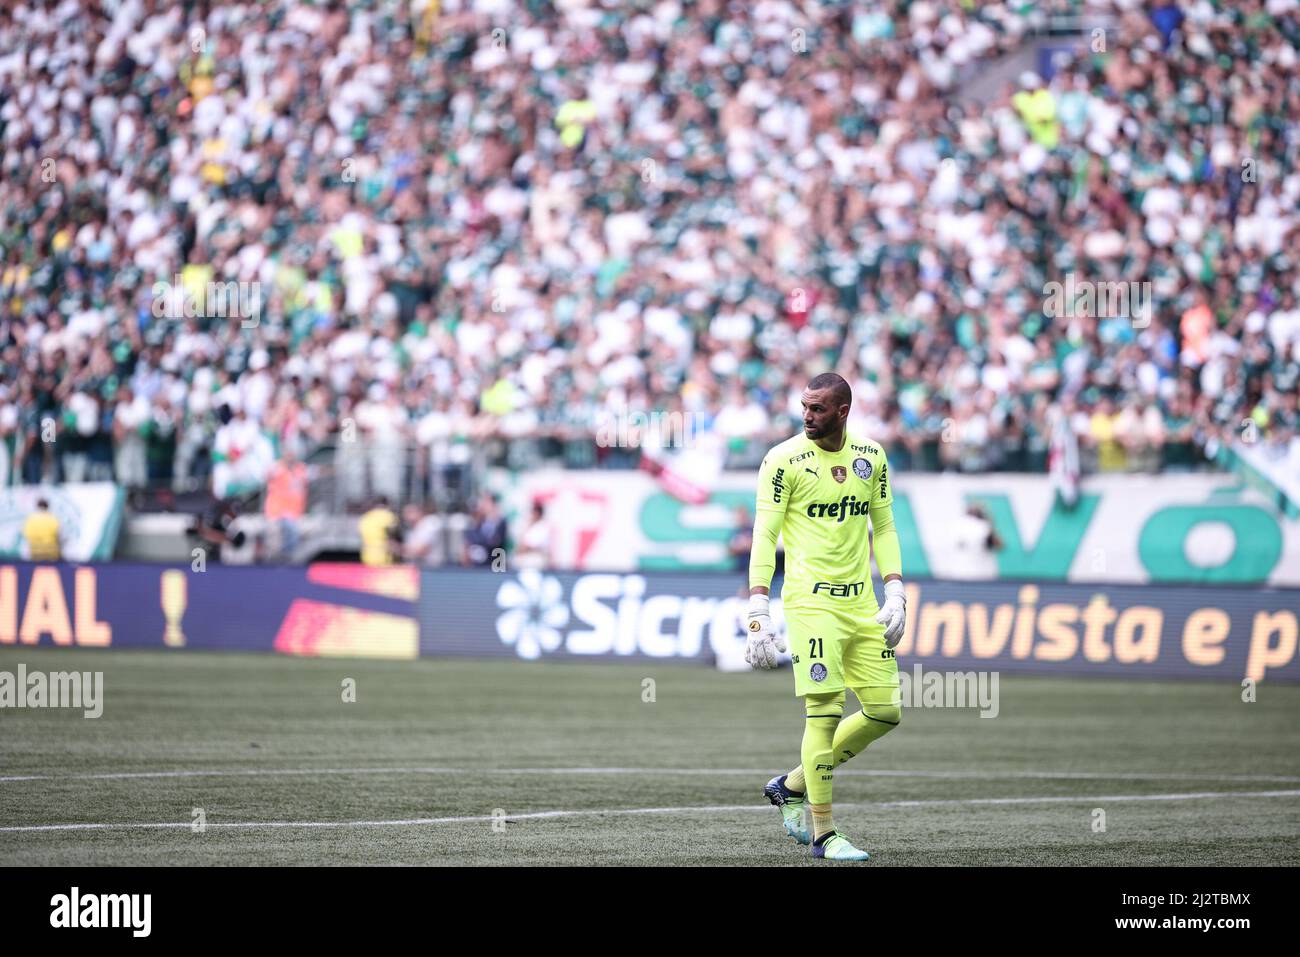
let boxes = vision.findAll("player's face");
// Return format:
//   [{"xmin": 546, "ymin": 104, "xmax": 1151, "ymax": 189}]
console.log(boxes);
[{"xmin": 801, "ymin": 389, "xmax": 844, "ymax": 439}]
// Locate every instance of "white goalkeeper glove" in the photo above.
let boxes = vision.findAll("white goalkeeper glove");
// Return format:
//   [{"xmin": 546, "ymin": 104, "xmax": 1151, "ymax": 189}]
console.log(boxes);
[
  {"xmin": 744, "ymin": 594, "xmax": 786, "ymax": 670},
  {"xmin": 875, "ymin": 579, "xmax": 907, "ymax": 649}
]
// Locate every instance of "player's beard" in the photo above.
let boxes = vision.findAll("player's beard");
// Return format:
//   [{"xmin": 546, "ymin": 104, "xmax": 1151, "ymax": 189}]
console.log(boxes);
[{"xmin": 806, "ymin": 419, "xmax": 845, "ymax": 447}]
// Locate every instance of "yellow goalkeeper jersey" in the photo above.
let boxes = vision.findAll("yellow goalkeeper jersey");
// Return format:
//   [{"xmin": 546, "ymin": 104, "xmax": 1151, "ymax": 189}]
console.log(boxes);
[{"xmin": 749, "ymin": 431, "xmax": 900, "ymax": 614}]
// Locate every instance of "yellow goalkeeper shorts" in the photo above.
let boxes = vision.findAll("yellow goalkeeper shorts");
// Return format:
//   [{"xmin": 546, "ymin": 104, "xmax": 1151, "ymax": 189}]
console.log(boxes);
[{"xmin": 785, "ymin": 604, "xmax": 899, "ymax": 698}]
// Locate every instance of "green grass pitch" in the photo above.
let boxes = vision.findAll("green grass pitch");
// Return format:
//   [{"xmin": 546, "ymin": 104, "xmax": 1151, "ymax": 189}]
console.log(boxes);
[{"xmin": 2, "ymin": 647, "xmax": 1298, "ymax": 866}]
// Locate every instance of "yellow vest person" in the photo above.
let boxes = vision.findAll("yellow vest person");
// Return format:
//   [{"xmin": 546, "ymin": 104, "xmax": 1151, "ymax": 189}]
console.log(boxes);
[
  {"xmin": 1012, "ymin": 80, "xmax": 1060, "ymax": 149},
  {"xmin": 24, "ymin": 499, "xmax": 61, "ymax": 561},
  {"xmin": 359, "ymin": 500, "xmax": 398, "ymax": 566}
]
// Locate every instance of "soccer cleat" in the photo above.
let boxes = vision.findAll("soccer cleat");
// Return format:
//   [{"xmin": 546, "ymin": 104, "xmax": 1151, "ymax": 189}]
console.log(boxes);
[
  {"xmin": 812, "ymin": 831, "xmax": 871, "ymax": 862},
  {"xmin": 763, "ymin": 774, "xmax": 811, "ymax": 845}
]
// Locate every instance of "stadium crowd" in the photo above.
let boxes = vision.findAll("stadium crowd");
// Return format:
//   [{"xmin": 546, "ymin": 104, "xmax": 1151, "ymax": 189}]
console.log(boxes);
[{"xmin": 1, "ymin": 0, "xmax": 1297, "ymax": 506}]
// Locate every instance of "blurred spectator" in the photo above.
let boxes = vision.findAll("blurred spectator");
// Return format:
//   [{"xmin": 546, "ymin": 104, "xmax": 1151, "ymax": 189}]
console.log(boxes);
[
  {"xmin": 112, "ymin": 386, "xmax": 149, "ymax": 493},
  {"xmin": 22, "ymin": 496, "xmax": 61, "ymax": 561},
  {"xmin": 401, "ymin": 502, "xmax": 443, "ymax": 567},
  {"xmin": 0, "ymin": 0, "xmax": 1294, "ymax": 507},
  {"xmin": 1048, "ymin": 400, "xmax": 1081, "ymax": 507},
  {"xmin": 212, "ymin": 406, "xmax": 273, "ymax": 499},
  {"xmin": 0, "ymin": 400, "xmax": 15, "ymax": 484},
  {"xmin": 514, "ymin": 500, "xmax": 552, "ymax": 570},
  {"xmin": 1087, "ymin": 396, "xmax": 1126, "ymax": 473},
  {"xmin": 61, "ymin": 388, "xmax": 98, "ymax": 483},
  {"xmin": 358, "ymin": 495, "xmax": 399, "ymax": 567},
  {"xmin": 728, "ymin": 506, "xmax": 753, "ymax": 574},
  {"xmin": 415, "ymin": 395, "xmax": 475, "ymax": 510},
  {"xmin": 145, "ymin": 396, "xmax": 181, "ymax": 490},
  {"xmin": 1012, "ymin": 72, "xmax": 1059, "ymax": 148},
  {"xmin": 463, "ymin": 493, "xmax": 507, "ymax": 568},
  {"xmin": 356, "ymin": 385, "xmax": 410, "ymax": 505},
  {"xmin": 949, "ymin": 503, "xmax": 1004, "ymax": 580},
  {"xmin": 1115, "ymin": 396, "xmax": 1166, "ymax": 473},
  {"xmin": 264, "ymin": 447, "xmax": 308, "ymax": 561}
]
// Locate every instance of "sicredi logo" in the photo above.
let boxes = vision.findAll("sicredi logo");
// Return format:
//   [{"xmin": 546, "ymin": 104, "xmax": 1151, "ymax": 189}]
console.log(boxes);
[
  {"xmin": 496, "ymin": 571, "xmax": 760, "ymax": 660},
  {"xmin": 50, "ymin": 887, "xmax": 151, "ymax": 937}
]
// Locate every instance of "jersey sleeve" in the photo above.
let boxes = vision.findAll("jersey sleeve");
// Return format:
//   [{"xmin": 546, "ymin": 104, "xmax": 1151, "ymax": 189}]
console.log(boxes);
[
  {"xmin": 868, "ymin": 449, "xmax": 902, "ymax": 580},
  {"xmin": 749, "ymin": 451, "xmax": 792, "ymax": 591}
]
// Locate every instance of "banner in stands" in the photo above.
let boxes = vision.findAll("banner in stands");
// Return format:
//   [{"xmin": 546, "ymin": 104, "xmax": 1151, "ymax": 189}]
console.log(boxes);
[
  {"xmin": 0, "ymin": 483, "xmax": 124, "ymax": 562},
  {"xmin": 419, "ymin": 569, "xmax": 1300, "ymax": 683},
  {"xmin": 500, "ymin": 471, "xmax": 1300, "ymax": 586},
  {"xmin": 0, "ymin": 562, "xmax": 419, "ymax": 659}
]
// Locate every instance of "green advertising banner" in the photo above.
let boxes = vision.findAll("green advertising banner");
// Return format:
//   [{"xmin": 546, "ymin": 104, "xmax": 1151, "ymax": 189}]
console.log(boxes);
[{"xmin": 502, "ymin": 471, "xmax": 1300, "ymax": 587}]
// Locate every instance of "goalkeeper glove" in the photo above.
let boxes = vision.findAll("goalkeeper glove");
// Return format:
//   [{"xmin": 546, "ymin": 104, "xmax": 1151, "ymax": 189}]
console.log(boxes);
[
  {"xmin": 874, "ymin": 579, "xmax": 907, "ymax": 649},
  {"xmin": 745, "ymin": 594, "xmax": 786, "ymax": 669}
]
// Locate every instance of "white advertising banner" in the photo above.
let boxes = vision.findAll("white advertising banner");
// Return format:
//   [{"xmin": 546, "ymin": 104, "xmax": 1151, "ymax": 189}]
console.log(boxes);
[
  {"xmin": 500, "ymin": 470, "xmax": 1300, "ymax": 586},
  {"xmin": 0, "ymin": 483, "xmax": 125, "ymax": 561}
]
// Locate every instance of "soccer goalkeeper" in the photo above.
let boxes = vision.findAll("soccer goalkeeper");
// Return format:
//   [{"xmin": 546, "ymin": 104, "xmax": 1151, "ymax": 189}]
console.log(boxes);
[{"xmin": 746, "ymin": 372, "xmax": 906, "ymax": 862}]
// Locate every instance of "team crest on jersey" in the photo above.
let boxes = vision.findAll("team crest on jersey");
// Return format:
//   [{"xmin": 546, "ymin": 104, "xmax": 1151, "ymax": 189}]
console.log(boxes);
[
  {"xmin": 853, "ymin": 457, "xmax": 872, "ymax": 481},
  {"xmin": 831, "ymin": 466, "xmax": 847, "ymax": 484},
  {"xmin": 810, "ymin": 663, "xmax": 828, "ymax": 682}
]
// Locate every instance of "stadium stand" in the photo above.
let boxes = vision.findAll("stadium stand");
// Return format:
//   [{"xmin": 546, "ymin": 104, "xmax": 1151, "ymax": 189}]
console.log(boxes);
[{"xmin": 1, "ymin": 0, "xmax": 1296, "ymax": 521}]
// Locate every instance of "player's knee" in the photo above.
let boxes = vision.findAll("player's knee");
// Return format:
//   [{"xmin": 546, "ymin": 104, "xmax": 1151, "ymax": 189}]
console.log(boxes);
[
  {"xmin": 804, "ymin": 689, "xmax": 845, "ymax": 717},
  {"xmin": 856, "ymin": 694, "xmax": 901, "ymax": 732},
  {"xmin": 863, "ymin": 702, "xmax": 904, "ymax": 733}
]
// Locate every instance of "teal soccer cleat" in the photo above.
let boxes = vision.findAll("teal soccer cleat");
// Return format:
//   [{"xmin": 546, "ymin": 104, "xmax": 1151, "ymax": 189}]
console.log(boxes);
[
  {"xmin": 763, "ymin": 774, "xmax": 811, "ymax": 845},
  {"xmin": 811, "ymin": 831, "xmax": 871, "ymax": 861}
]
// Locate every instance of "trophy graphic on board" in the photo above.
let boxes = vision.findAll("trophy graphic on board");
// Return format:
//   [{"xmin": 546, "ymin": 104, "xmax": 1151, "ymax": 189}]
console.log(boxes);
[{"xmin": 161, "ymin": 569, "xmax": 187, "ymax": 647}]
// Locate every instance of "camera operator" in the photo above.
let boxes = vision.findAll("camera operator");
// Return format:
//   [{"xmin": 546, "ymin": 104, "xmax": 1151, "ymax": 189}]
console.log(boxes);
[{"xmin": 193, "ymin": 497, "xmax": 246, "ymax": 564}]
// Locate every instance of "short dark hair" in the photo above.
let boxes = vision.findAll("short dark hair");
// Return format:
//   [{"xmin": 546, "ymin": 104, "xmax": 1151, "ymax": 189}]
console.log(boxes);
[{"xmin": 806, "ymin": 372, "xmax": 852, "ymax": 409}]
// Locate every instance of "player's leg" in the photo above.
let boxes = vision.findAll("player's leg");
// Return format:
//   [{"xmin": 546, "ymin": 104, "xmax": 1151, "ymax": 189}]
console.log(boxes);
[
  {"xmin": 800, "ymin": 688, "xmax": 844, "ymax": 842},
  {"xmin": 770, "ymin": 608, "xmax": 870, "ymax": 860},
  {"xmin": 833, "ymin": 685, "xmax": 902, "ymax": 763},
  {"xmin": 764, "ymin": 688, "xmax": 841, "ymax": 845},
  {"xmin": 786, "ymin": 693, "xmax": 900, "ymax": 785},
  {"xmin": 785, "ymin": 620, "xmax": 902, "ymax": 859},
  {"xmin": 836, "ymin": 618, "xmax": 903, "ymax": 764},
  {"xmin": 764, "ymin": 607, "xmax": 845, "ymax": 845},
  {"xmin": 790, "ymin": 617, "xmax": 901, "ymax": 860},
  {"xmin": 800, "ymin": 615, "xmax": 877, "ymax": 860}
]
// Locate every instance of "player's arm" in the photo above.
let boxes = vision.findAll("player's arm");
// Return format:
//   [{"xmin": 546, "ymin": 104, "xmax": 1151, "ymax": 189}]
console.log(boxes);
[
  {"xmin": 868, "ymin": 450, "xmax": 907, "ymax": 648},
  {"xmin": 745, "ymin": 453, "xmax": 791, "ymax": 668},
  {"xmin": 748, "ymin": 452, "xmax": 789, "ymax": 596}
]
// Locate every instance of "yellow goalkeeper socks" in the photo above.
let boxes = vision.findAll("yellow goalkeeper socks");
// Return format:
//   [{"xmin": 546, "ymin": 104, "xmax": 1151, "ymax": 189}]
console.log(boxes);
[
  {"xmin": 788, "ymin": 693, "xmax": 901, "ymax": 794},
  {"xmin": 810, "ymin": 803, "xmax": 835, "ymax": 840},
  {"xmin": 830, "ymin": 702, "xmax": 900, "ymax": 764},
  {"xmin": 800, "ymin": 691, "xmax": 840, "ymax": 809}
]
